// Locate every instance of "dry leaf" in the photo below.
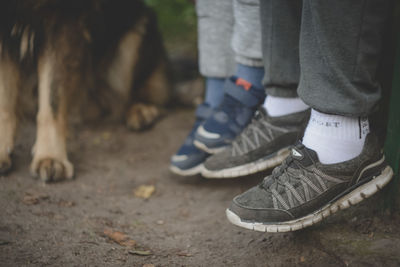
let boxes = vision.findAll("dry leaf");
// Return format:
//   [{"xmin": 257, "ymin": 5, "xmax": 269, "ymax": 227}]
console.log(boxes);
[
  {"xmin": 22, "ymin": 192, "xmax": 49, "ymax": 205},
  {"xmin": 58, "ymin": 200, "xmax": 75, "ymax": 207},
  {"xmin": 300, "ymin": 256, "xmax": 306, "ymax": 262},
  {"xmin": 23, "ymin": 195, "xmax": 39, "ymax": 205},
  {"xmin": 103, "ymin": 229, "xmax": 136, "ymax": 248},
  {"xmin": 142, "ymin": 264, "xmax": 155, "ymax": 267},
  {"xmin": 102, "ymin": 131, "xmax": 111, "ymax": 140},
  {"xmin": 128, "ymin": 250, "xmax": 152, "ymax": 256},
  {"xmin": 54, "ymin": 214, "xmax": 66, "ymax": 220},
  {"xmin": 177, "ymin": 251, "xmax": 193, "ymax": 257},
  {"xmin": 93, "ymin": 136, "xmax": 101, "ymax": 145},
  {"xmin": 134, "ymin": 185, "xmax": 155, "ymax": 199}
]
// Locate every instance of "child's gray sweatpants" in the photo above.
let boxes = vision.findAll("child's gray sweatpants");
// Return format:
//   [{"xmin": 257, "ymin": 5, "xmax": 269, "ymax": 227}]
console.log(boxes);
[{"xmin": 196, "ymin": 0, "xmax": 262, "ymax": 78}]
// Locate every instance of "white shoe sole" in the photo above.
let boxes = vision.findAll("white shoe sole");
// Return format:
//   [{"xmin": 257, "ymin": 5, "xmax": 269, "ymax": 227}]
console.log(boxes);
[
  {"xmin": 193, "ymin": 140, "xmax": 227, "ymax": 154},
  {"xmin": 226, "ymin": 165, "xmax": 393, "ymax": 232},
  {"xmin": 201, "ymin": 147, "xmax": 290, "ymax": 179},
  {"xmin": 169, "ymin": 164, "xmax": 204, "ymax": 176}
]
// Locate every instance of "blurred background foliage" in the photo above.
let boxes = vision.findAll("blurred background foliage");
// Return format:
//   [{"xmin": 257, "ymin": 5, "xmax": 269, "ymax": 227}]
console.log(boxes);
[{"xmin": 145, "ymin": 0, "xmax": 197, "ymax": 57}]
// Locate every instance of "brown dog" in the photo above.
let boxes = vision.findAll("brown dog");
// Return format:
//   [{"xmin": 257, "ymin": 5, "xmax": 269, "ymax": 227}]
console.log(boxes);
[{"xmin": 0, "ymin": 0, "xmax": 171, "ymax": 182}]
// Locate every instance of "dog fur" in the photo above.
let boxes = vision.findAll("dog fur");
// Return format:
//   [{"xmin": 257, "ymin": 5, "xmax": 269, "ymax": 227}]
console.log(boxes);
[{"xmin": 0, "ymin": 0, "xmax": 171, "ymax": 182}]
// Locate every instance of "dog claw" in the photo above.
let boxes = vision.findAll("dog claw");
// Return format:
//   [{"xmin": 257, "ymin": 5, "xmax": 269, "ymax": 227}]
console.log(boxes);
[
  {"xmin": 30, "ymin": 158, "xmax": 74, "ymax": 183},
  {"xmin": 38, "ymin": 160, "xmax": 52, "ymax": 182}
]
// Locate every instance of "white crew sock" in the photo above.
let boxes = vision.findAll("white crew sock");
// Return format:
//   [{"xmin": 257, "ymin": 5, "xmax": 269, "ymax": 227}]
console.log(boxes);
[
  {"xmin": 302, "ymin": 109, "xmax": 370, "ymax": 164},
  {"xmin": 263, "ymin": 95, "xmax": 309, "ymax": 117}
]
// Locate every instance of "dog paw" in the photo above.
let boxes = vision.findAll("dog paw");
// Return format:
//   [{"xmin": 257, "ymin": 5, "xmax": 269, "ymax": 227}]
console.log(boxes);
[
  {"xmin": 0, "ymin": 154, "xmax": 12, "ymax": 175},
  {"xmin": 126, "ymin": 103, "xmax": 160, "ymax": 130},
  {"xmin": 30, "ymin": 157, "xmax": 74, "ymax": 183}
]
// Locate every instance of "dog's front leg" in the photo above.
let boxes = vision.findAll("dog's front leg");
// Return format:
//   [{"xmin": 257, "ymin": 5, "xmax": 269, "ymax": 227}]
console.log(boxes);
[
  {"xmin": 0, "ymin": 54, "xmax": 20, "ymax": 174},
  {"xmin": 30, "ymin": 49, "xmax": 73, "ymax": 182}
]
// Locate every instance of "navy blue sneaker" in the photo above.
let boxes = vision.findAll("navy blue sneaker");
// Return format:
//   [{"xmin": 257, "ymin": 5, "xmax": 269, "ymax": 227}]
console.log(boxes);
[
  {"xmin": 170, "ymin": 103, "xmax": 213, "ymax": 176},
  {"xmin": 194, "ymin": 77, "xmax": 265, "ymax": 154}
]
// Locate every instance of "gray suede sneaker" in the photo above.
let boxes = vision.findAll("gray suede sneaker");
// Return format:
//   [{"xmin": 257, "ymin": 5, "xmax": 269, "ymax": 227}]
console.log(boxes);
[
  {"xmin": 201, "ymin": 107, "xmax": 310, "ymax": 178},
  {"xmin": 226, "ymin": 134, "xmax": 393, "ymax": 232}
]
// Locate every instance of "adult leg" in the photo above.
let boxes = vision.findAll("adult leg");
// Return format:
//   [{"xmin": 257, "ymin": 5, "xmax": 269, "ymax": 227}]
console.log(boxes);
[
  {"xmin": 227, "ymin": 0, "xmax": 394, "ymax": 232},
  {"xmin": 298, "ymin": 0, "xmax": 390, "ymax": 116},
  {"xmin": 202, "ymin": 0, "xmax": 309, "ymax": 178},
  {"xmin": 260, "ymin": 0, "xmax": 308, "ymax": 117},
  {"xmin": 300, "ymin": 0, "xmax": 392, "ymax": 164}
]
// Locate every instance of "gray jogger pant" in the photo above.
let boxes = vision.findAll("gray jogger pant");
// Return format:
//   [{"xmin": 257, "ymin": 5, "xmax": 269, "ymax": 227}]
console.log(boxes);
[
  {"xmin": 196, "ymin": 0, "xmax": 262, "ymax": 78},
  {"xmin": 260, "ymin": 0, "xmax": 391, "ymax": 116}
]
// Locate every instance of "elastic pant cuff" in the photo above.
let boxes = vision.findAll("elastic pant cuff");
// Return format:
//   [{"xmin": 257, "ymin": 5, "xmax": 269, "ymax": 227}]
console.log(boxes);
[
  {"xmin": 265, "ymin": 86, "xmax": 298, "ymax": 98},
  {"xmin": 235, "ymin": 55, "xmax": 264, "ymax": 67},
  {"xmin": 199, "ymin": 64, "xmax": 236, "ymax": 78}
]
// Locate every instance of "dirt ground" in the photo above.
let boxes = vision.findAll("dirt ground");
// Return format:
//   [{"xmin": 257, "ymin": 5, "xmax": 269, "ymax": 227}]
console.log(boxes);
[{"xmin": 1, "ymin": 108, "xmax": 400, "ymax": 267}]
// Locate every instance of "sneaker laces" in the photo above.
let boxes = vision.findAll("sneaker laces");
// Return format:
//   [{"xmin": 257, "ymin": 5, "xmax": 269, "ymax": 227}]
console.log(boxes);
[
  {"xmin": 231, "ymin": 110, "xmax": 288, "ymax": 156},
  {"xmin": 259, "ymin": 144, "xmax": 343, "ymax": 209},
  {"xmin": 261, "ymin": 154, "xmax": 299, "ymax": 189}
]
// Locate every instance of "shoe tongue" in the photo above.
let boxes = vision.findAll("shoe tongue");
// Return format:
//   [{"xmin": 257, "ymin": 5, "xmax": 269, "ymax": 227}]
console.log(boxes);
[
  {"xmin": 262, "ymin": 143, "xmax": 319, "ymax": 190},
  {"xmin": 290, "ymin": 143, "xmax": 318, "ymax": 168},
  {"xmin": 257, "ymin": 106, "xmax": 267, "ymax": 116}
]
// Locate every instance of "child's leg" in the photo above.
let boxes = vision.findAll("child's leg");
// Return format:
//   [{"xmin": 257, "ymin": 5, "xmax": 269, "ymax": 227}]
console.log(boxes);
[
  {"xmin": 170, "ymin": 0, "xmax": 234, "ymax": 176},
  {"xmin": 194, "ymin": 0, "xmax": 266, "ymax": 154}
]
